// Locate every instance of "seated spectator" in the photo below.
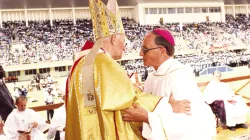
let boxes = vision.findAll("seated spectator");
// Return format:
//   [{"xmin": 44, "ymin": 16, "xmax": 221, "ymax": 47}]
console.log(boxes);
[
  {"xmin": 13, "ymin": 76, "xmax": 18, "ymax": 82},
  {"xmin": 203, "ymin": 71, "xmax": 248, "ymax": 131},
  {"xmin": 4, "ymin": 96, "xmax": 47, "ymax": 139}
]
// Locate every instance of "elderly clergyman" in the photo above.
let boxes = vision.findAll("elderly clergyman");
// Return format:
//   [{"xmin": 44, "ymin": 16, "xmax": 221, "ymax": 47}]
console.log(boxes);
[{"xmin": 122, "ymin": 28, "xmax": 216, "ymax": 140}]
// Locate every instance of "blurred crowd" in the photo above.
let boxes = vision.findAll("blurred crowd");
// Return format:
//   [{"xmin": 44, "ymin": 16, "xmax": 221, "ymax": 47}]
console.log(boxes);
[
  {"xmin": 0, "ymin": 16, "xmax": 250, "ymax": 74},
  {"xmin": 217, "ymin": 14, "xmax": 250, "ymax": 45}
]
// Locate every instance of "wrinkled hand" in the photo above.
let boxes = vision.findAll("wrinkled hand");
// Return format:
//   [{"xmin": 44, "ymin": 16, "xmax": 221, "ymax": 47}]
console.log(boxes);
[
  {"xmin": 122, "ymin": 103, "xmax": 148, "ymax": 123},
  {"xmin": 19, "ymin": 132, "xmax": 31, "ymax": 140},
  {"xmin": 169, "ymin": 94, "xmax": 192, "ymax": 115}
]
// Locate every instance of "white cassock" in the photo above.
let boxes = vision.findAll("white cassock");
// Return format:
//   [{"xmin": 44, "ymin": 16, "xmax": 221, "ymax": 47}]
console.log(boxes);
[
  {"xmin": 4, "ymin": 109, "xmax": 47, "ymax": 140},
  {"xmin": 0, "ymin": 134, "xmax": 8, "ymax": 140},
  {"xmin": 203, "ymin": 80, "xmax": 248, "ymax": 127},
  {"xmin": 142, "ymin": 58, "xmax": 216, "ymax": 140},
  {"xmin": 47, "ymin": 104, "xmax": 66, "ymax": 140}
]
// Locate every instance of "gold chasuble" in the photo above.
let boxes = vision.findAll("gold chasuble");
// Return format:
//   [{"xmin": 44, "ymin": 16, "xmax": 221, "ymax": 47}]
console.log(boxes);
[
  {"xmin": 66, "ymin": 0, "xmax": 161, "ymax": 139},
  {"xmin": 66, "ymin": 52, "xmax": 161, "ymax": 140}
]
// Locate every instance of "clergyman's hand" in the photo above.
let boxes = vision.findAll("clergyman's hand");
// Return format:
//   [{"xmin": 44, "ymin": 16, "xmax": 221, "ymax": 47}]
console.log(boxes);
[
  {"xmin": 32, "ymin": 122, "xmax": 38, "ymax": 128},
  {"xmin": 19, "ymin": 132, "xmax": 31, "ymax": 140},
  {"xmin": 122, "ymin": 103, "xmax": 148, "ymax": 123},
  {"xmin": 169, "ymin": 94, "xmax": 192, "ymax": 115}
]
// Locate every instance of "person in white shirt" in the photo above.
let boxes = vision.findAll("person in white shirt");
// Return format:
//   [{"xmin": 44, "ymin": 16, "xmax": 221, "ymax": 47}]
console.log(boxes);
[
  {"xmin": 47, "ymin": 80, "xmax": 66, "ymax": 140},
  {"xmin": 203, "ymin": 71, "xmax": 248, "ymax": 131},
  {"xmin": 44, "ymin": 87, "xmax": 54, "ymax": 122},
  {"xmin": 47, "ymin": 75, "xmax": 53, "ymax": 84},
  {"xmin": 122, "ymin": 28, "xmax": 216, "ymax": 140},
  {"xmin": 4, "ymin": 96, "xmax": 47, "ymax": 140},
  {"xmin": 13, "ymin": 87, "xmax": 21, "ymax": 98},
  {"xmin": 50, "ymin": 84, "xmax": 59, "ymax": 97}
]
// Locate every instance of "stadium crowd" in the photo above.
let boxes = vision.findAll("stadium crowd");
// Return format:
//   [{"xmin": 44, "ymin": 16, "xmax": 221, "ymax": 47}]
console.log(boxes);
[
  {"xmin": 0, "ymin": 16, "xmax": 250, "ymax": 74},
  {"xmin": 1, "ymin": 12, "xmax": 250, "ymax": 140},
  {"xmin": 217, "ymin": 14, "xmax": 250, "ymax": 45}
]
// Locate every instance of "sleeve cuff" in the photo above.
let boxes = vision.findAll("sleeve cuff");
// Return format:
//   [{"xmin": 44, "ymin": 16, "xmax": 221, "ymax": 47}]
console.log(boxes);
[
  {"xmin": 142, "ymin": 111, "xmax": 167, "ymax": 140},
  {"xmin": 142, "ymin": 111, "xmax": 153, "ymax": 139}
]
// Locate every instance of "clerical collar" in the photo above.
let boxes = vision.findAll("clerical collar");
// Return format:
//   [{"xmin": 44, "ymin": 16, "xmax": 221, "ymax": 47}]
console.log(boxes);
[{"xmin": 154, "ymin": 57, "xmax": 174, "ymax": 76}]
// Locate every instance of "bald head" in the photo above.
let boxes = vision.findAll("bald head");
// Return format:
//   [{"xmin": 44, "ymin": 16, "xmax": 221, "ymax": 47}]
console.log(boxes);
[
  {"xmin": 16, "ymin": 96, "xmax": 27, "ymax": 112},
  {"xmin": 16, "ymin": 96, "xmax": 27, "ymax": 104}
]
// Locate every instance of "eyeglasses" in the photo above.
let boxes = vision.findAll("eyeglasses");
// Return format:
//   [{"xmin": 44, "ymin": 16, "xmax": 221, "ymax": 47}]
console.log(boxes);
[{"xmin": 140, "ymin": 47, "xmax": 163, "ymax": 54}]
